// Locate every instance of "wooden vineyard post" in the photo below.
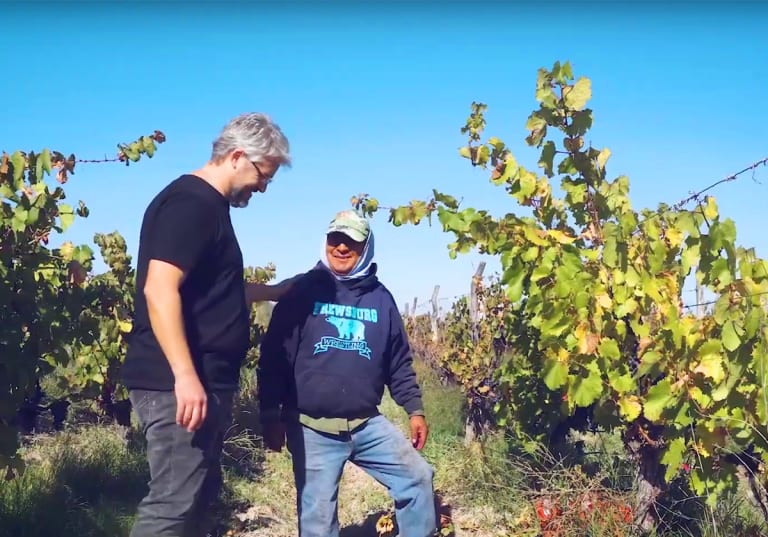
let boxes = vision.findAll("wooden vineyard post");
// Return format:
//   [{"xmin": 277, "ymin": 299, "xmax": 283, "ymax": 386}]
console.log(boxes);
[{"xmin": 430, "ymin": 285, "xmax": 440, "ymax": 343}]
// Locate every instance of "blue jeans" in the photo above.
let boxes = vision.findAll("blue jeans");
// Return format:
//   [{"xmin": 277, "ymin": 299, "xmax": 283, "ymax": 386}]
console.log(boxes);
[
  {"xmin": 128, "ymin": 389, "xmax": 235, "ymax": 537},
  {"xmin": 286, "ymin": 414, "xmax": 437, "ymax": 537}
]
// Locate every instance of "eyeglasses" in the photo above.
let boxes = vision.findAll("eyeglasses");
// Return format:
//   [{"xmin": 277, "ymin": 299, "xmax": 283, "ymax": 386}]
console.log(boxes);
[{"xmin": 250, "ymin": 160, "xmax": 273, "ymax": 185}]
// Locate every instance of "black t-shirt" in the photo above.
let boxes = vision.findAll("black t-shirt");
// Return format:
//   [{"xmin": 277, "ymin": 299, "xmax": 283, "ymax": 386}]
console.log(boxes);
[{"xmin": 121, "ymin": 174, "xmax": 249, "ymax": 392}]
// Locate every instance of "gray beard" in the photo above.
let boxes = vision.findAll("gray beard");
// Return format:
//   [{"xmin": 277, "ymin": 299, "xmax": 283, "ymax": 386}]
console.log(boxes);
[{"xmin": 229, "ymin": 187, "xmax": 250, "ymax": 208}]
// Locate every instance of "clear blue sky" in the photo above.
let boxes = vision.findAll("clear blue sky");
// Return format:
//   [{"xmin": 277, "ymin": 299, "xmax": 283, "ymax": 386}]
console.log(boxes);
[{"xmin": 1, "ymin": 1, "xmax": 766, "ymax": 314}]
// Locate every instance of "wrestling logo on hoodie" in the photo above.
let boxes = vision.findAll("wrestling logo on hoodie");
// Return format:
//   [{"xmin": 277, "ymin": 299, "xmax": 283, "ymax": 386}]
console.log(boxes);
[{"xmin": 312, "ymin": 302, "xmax": 376, "ymax": 360}]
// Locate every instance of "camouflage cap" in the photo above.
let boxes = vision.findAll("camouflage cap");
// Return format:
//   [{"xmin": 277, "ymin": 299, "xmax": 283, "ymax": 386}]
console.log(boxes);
[{"xmin": 327, "ymin": 210, "xmax": 370, "ymax": 243}]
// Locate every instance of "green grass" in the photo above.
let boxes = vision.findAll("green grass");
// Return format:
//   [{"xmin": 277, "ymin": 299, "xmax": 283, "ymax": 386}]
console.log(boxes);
[
  {"xmin": 0, "ymin": 356, "xmax": 471, "ymax": 537},
  {"xmin": 0, "ymin": 425, "xmax": 148, "ymax": 537},
  {"xmin": 221, "ymin": 357, "xmax": 472, "ymax": 536},
  {"xmin": 4, "ymin": 357, "xmax": 768, "ymax": 536}
]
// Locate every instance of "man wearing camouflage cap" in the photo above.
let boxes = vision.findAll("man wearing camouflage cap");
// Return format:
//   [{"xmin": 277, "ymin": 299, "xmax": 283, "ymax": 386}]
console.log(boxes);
[{"xmin": 257, "ymin": 209, "xmax": 437, "ymax": 537}]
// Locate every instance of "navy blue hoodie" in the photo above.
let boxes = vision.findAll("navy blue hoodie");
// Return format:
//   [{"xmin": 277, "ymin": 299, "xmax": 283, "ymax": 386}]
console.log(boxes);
[{"xmin": 257, "ymin": 262, "xmax": 423, "ymax": 421}]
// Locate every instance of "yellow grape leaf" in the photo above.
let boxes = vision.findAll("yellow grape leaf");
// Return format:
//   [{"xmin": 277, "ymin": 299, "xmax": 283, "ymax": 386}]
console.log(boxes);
[
  {"xmin": 688, "ymin": 386, "xmax": 712, "ymax": 409},
  {"xmin": 595, "ymin": 292, "xmax": 612, "ymax": 309},
  {"xmin": 703, "ymin": 196, "xmax": 719, "ymax": 221},
  {"xmin": 618, "ymin": 395, "xmax": 642, "ymax": 421},
  {"xmin": 678, "ymin": 315, "xmax": 700, "ymax": 347},
  {"xmin": 519, "ymin": 169, "xmax": 537, "ymax": 198},
  {"xmin": 522, "ymin": 225, "xmax": 549, "ymax": 246},
  {"xmin": 536, "ymin": 179, "xmax": 552, "ymax": 198},
  {"xmin": 637, "ymin": 337, "xmax": 653, "ymax": 355},
  {"xmin": 548, "ymin": 229, "xmax": 576, "ymax": 244},
  {"xmin": 477, "ymin": 385, "xmax": 490, "ymax": 394},
  {"xmin": 575, "ymin": 324, "xmax": 599, "ymax": 355},
  {"xmin": 59, "ymin": 241, "xmax": 75, "ymax": 261},
  {"xmin": 643, "ymin": 278, "xmax": 663, "ymax": 302},
  {"xmin": 597, "ymin": 147, "xmax": 611, "ymax": 169},
  {"xmin": 564, "ymin": 77, "xmax": 592, "ymax": 111},
  {"xmin": 693, "ymin": 352, "xmax": 725, "ymax": 384},
  {"xmin": 694, "ymin": 443, "xmax": 710, "ymax": 458},
  {"xmin": 665, "ymin": 227, "xmax": 684, "ymax": 248}
]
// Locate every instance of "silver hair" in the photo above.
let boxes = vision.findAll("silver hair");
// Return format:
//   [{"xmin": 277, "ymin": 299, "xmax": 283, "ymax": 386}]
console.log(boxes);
[{"xmin": 211, "ymin": 112, "xmax": 291, "ymax": 166}]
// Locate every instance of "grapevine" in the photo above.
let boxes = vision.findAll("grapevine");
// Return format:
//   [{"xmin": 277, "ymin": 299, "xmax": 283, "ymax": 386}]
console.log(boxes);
[
  {"xmin": 0, "ymin": 131, "xmax": 164, "ymax": 474},
  {"xmin": 355, "ymin": 61, "xmax": 768, "ymax": 529}
]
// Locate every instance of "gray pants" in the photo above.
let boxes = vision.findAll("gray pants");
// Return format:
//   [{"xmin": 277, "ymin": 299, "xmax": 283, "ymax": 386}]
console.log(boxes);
[{"xmin": 129, "ymin": 389, "xmax": 235, "ymax": 537}]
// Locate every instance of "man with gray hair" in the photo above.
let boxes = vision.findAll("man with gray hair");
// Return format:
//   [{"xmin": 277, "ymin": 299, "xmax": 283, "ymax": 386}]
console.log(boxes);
[{"xmin": 122, "ymin": 112, "xmax": 291, "ymax": 537}]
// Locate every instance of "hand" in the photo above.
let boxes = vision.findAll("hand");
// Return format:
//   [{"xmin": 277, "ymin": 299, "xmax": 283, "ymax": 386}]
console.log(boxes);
[
  {"xmin": 174, "ymin": 371, "xmax": 207, "ymax": 432},
  {"xmin": 262, "ymin": 421, "xmax": 286, "ymax": 452},
  {"xmin": 409, "ymin": 415, "xmax": 429, "ymax": 450}
]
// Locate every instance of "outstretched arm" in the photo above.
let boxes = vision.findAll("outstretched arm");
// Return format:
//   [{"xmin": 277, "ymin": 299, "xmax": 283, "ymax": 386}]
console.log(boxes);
[{"xmin": 245, "ymin": 272, "xmax": 306, "ymax": 305}]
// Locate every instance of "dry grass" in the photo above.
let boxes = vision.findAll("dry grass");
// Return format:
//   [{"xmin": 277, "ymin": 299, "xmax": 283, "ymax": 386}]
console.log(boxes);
[
  {"xmin": 6, "ymin": 358, "xmax": 768, "ymax": 536},
  {"xmin": 222, "ymin": 368, "xmax": 540, "ymax": 537},
  {"xmin": 225, "ymin": 448, "xmax": 396, "ymax": 537},
  {"xmin": 222, "ymin": 358, "xmax": 471, "ymax": 536}
]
